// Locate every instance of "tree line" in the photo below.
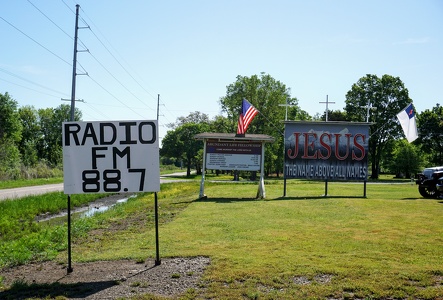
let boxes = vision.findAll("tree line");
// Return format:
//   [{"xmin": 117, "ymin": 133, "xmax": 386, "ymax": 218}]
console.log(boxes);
[
  {"xmin": 1, "ymin": 73, "xmax": 442, "ymax": 180},
  {"xmin": 0, "ymin": 92, "xmax": 80, "ymax": 180},
  {"xmin": 161, "ymin": 73, "xmax": 442, "ymax": 179}
]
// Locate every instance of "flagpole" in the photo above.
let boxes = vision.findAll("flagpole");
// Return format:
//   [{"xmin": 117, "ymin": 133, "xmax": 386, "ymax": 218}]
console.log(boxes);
[{"xmin": 254, "ymin": 109, "xmax": 284, "ymax": 137}]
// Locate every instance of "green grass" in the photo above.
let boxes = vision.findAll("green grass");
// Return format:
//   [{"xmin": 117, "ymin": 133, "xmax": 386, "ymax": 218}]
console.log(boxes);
[
  {"xmin": 156, "ymin": 182, "xmax": 443, "ymax": 299},
  {"xmin": 0, "ymin": 191, "xmax": 110, "ymax": 268},
  {"xmin": 71, "ymin": 181, "xmax": 443, "ymax": 299},
  {"xmin": 1, "ymin": 180, "xmax": 443, "ymax": 299}
]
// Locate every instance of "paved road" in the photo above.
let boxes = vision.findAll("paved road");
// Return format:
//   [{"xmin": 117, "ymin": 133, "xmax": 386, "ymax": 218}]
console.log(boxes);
[{"xmin": 0, "ymin": 183, "xmax": 64, "ymax": 201}]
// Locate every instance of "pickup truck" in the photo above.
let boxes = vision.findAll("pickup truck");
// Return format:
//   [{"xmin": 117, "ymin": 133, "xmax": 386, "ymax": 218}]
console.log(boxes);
[{"xmin": 416, "ymin": 166, "xmax": 443, "ymax": 198}]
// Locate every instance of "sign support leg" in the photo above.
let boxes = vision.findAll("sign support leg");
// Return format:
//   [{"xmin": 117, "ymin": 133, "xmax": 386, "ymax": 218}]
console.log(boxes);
[
  {"xmin": 199, "ymin": 172, "xmax": 206, "ymax": 198},
  {"xmin": 67, "ymin": 195, "xmax": 73, "ymax": 273},
  {"xmin": 282, "ymin": 132, "xmax": 286, "ymax": 197},
  {"xmin": 283, "ymin": 177, "xmax": 287, "ymax": 197},
  {"xmin": 324, "ymin": 180, "xmax": 328, "ymax": 197},
  {"xmin": 154, "ymin": 192, "xmax": 161, "ymax": 265},
  {"xmin": 257, "ymin": 142, "xmax": 266, "ymax": 199},
  {"xmin": 363, "ymin": 180, "xmax": 367, "ymax": 198},
  {"xmin": 199, "ymin": 140, "xmax": 207, "ymax": 199}
]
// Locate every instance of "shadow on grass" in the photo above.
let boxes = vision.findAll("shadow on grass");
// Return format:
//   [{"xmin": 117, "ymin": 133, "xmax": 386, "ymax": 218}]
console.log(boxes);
[
  {"xmin": 275, "ymin": 195, "xmax": 366, "ymax": 200},
  {"xmin": 0, "ymin": 280, "xmax": 118, "ymax": 300},
  {"xmin": 278, "ymin": 196, "xmax": 441, "ymax": 201},
  {"xmin": 196, "ymin": 195, "xmax": 368, "ymax": 202},
  {"xmin": 198, "ymin": 197, "xmax": 261, "ymax": 203},
  {"xmin": 195, "ymin": 195, "xmax": 442, "ymax": 202}
]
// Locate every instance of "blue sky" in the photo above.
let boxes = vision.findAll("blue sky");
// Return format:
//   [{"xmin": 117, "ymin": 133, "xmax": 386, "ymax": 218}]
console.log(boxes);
[{"xmin": 1, "ymin": 0, "xmax": 442, "ymax": 141}]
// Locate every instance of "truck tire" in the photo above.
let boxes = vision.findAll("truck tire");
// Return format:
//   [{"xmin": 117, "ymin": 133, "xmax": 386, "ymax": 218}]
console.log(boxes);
[{"xmin": 418, "ymin": 185, "xmax": 438, "ymax": 198}]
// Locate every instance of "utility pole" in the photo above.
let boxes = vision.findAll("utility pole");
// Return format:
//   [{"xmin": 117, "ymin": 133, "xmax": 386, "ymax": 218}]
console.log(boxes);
[
  {"xmin": 69, "ymin": 5, "xmax": 88, "ymax": 122},
  {"xmin": 66, "ymin": 4, "xmax": 80, "ymax": 275},
  {"xmin": 157, "ymin": 94, "xmax": 160, "ymax": 120},
  {"xmin": 67, "ymin": 4, "xmax": 88, "ymax": 274},
  {"xmin": 70, "ymin": 4, "xmax": 79, "ymax": 122}
]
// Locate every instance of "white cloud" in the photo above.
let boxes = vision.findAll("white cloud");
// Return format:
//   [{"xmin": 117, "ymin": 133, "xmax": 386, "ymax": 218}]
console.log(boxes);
[{"xmin": 394, "ymin": 37, "xmax": 431, "ymax": 45}]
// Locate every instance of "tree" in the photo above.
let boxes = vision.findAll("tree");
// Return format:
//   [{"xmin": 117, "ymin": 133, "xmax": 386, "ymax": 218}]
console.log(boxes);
[
  {"xmin": 416, "ymin": 104, "xmax": 443, "ymax": 165},
  {"xmin": 161, "ymin": 122, "xmax": 209, "ymax": 176},
  {"xmin": 37, "ymin": 104, "xmax": 81, "ymax": 166},
  {"xmin": 18, "ymin": 106, "xmax": 40, "ymax": 166},
  {"xmin": 167, "ymin": 111, "xmax": 210, "ymax": 129},
  {"xmin": 319, "ymin": 109, "xmax": 348, "ymax": 121},
  {"xmin": 387, "ymin": 139, "xmax": 423, "ymax": 178},
  {"xmin": 0, "ymin": 92, "xmax": 22, "ymax": 142},
  {"xmin": 209, "ymin": 115, "xmax": 231, "ymax": 133},
  {"xmin": 0, "ymin": 92, "xmax": 22, "ymax": 178},
  {"xmin": 219, "ymin": 73, "xmax": 289, "ymax": 132},
  {"xmin": 291, "ymin": 108, "xmax": 311, "ymax": 121},
  {"xmin": 219, "ymin": 73, "xmax": 308, "ymax": 175},
  {"xmin": 345, "ymin": 74, "xmax": 412, "ymax": 179},
  {"xmin": 0, "ymin": 137, "xmax": 21, "ymax": 179}
]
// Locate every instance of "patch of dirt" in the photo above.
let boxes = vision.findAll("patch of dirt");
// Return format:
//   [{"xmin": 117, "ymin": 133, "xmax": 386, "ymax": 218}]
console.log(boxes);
[
  {"xmin": 0, "ymin": 256, "xmax": 210, "ymax": 299},
  {"xmin": 292, "ymin": 274, "xmax": 334, "ymax": 285}
]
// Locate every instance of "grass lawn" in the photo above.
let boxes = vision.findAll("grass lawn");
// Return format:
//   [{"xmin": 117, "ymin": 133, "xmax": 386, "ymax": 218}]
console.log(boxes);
[{"xmin": 65, "ymin": 180, "xmax": 443, "ymax": 299}]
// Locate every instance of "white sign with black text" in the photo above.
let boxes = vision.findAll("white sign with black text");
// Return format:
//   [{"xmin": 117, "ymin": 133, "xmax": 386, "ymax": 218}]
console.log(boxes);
[
  {"xmin": 62, "ymin": 120, "xmax": 160, "ymax": 194},
  {"xmin": 205, "ymin": 140, "xmax": 262, "ymax": 171}
]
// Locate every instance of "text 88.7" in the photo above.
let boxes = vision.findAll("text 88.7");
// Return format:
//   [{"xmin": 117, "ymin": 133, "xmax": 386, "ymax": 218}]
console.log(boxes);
[{"xmin": 82, "ymin": 169, "xmax": 146, "ymax": 192}]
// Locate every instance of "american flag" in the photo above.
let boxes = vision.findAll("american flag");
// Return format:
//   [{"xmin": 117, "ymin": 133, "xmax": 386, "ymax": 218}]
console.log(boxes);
[{"xmin": 237, "ymin": 99, "xmax": 259, "ymax": 135}]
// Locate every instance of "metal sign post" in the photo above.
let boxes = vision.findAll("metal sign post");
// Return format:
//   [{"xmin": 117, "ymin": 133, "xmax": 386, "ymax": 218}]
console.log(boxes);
[
  {"xmin": 154, "ymin": 192, "xmax": 161, "ymax": 265},
  {"xmin": 67, "ymin": 195, "xmax": 73, "ymax": 273},
  {"xmin": 199, "ymin": 140, "xmax": 207, "ymax": 199},
  {"xmin": 256, "ymin": 141, "xmax": 266, "ymax": 199}
]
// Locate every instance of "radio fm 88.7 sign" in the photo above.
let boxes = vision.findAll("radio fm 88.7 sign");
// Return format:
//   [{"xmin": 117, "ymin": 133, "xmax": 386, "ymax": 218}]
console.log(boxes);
[{"xmin": 62, "ymin": 120, "xmax": 160, "ymax": 194}]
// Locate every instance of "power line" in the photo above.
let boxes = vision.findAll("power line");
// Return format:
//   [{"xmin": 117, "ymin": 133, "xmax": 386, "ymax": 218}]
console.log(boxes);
[
  {"xmin": 83, "ymin": 102, "xmax": 110, "ymax": 120},
  {"xmin": 86, "ymin": 74, "xmax": 147, "ymax": 119},
  {"xmin": 76, "ymin": 61, "xmax": 89, "ymax": 76},
  {"xmin": 0, "ymin": 77, "xmax": 65, "ymax": 99},
  {"xmin": 79, "ymin": 7, "xmax": 158, "ymax": 102},
  {"xmin": 62, "ymin": 4, "xmax": 157, "ymax": 117},
  {"xmin": 0, "ymin": 67, "xmax": 69, "ymax": 96},
  {"xmin": 1, "ymin": 2, "xmax": 149, "ymax": 123},
  {"xmin": 0, "ymin": 16, "xmax": 72, "ymax": 67},
  {"xmin": 58, "ymin": 2, "xmax": 150, "ymax": 120},
  {"xmin": 60, "ymin": 0, "xmax": 76, "ymax": 15},
  {"xmin": 27, "ymin": 0, "xmax": 73, "ymax": 41},
  {"xmin": 87, "ymin": 26, "xmax": 158, "ymax": 102},
  {"xmin": 87, "ymin": 51, "xmax": 154, "ymax": 111},
  {"xmin": 4, "ymin": 2, "xmax": 169, "ymax": 123}
]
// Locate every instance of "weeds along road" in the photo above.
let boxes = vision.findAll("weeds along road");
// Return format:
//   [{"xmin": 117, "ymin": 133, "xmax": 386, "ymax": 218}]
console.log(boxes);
[{"xmin": 0, "ymin": 172, "xmax": 191, "ymax": 201}]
